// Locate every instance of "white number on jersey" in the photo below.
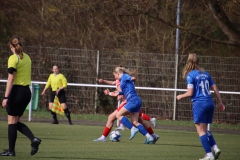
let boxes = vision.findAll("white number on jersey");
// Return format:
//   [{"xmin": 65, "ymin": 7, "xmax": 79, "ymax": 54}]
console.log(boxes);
[{"xmin": 199, "ymin": 80, "xmax": 211, "ymax": 96}]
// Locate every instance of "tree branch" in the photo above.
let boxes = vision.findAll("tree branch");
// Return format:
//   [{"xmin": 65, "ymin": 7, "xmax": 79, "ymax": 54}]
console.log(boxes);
[
  {"xmin": 207, "ymin": 0, "xmax": 240, "ymax": 46},
  {"xmin": 115, "ymin": 0, "xmax": 240, "ymax": 47}
]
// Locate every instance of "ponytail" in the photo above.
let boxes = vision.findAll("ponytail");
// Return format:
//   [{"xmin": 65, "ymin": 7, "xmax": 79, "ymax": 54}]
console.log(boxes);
[
  {"xmin": 10, "ymin": 35, "xmax": 23, "ymax": 59},
  {"xmin": 182, "ymin": 53, "xmax": 204, "ymax": 79},
  {"xmin": 114, "ymin": 66, "xmax": 136, "ymax": 77}
]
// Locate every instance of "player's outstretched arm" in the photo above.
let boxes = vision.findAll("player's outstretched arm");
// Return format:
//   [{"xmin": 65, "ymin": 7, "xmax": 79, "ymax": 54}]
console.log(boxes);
[
  {"xmin": 104, "ymin": 88, "xmax": 119, "ymax": 97},
  {"xmin": 98, "ymin": 79, "xmax": 116, "ymax": 85}
]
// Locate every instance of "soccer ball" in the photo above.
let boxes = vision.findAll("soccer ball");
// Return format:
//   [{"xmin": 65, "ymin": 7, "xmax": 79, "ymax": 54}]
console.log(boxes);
[{"xmin": 109, "ymin": 130, "xmax": 122, "ymax": 142}]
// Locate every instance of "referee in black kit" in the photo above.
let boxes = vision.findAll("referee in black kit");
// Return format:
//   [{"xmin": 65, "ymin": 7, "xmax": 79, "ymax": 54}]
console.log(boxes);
[{"xmin": 1, "ymin": 35, "xmax": 41, "ymax": 157}]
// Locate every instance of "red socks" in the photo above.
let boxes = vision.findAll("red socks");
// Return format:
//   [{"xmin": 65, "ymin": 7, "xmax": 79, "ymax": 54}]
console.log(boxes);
[
  {"xmin": 146, "ymin": 126, "xmax": 154, "ymax": 135},
  {"xmin": 142, "ymin": 113, "xmax": 151, "ymax": 121},
  {"xmin": 102, "ymin": 126, "xmax": 111, "ymax": 137}
]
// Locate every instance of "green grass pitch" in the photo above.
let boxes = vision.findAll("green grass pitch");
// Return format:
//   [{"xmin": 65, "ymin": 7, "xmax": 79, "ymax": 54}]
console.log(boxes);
[{"xmin": 0, "ymin": 121, "xmax": 239, "ymax": 160}]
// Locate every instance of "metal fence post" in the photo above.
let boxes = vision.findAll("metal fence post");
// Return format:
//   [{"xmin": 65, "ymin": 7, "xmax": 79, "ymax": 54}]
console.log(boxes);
[
  {"xmin": 94, "ymin": 50, "xmax": 100, "ymax": 114},
  {"xmin": 28, "ymin": 83, "xmax": 33, "ymax": 121},
  {"xmin": 116, "ymin": 100, "xmax": 120, "ymax": 127},
  {"xmin": 173, "ymin": 0, "xmax": 181, "ymax": 120}
]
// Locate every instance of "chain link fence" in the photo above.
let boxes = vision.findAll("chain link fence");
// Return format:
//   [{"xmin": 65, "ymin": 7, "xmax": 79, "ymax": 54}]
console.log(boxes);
[{"xmin": 0, "ymin": 45, "xmax": 239, "ymax": 123}]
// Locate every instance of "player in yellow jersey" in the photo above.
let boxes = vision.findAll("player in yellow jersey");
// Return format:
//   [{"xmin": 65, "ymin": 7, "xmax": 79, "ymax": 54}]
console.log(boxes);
[
  {"xmin": 1, "ymin": 36, "xmax": 41, "ymax": 157},
  {"xmin": 41, "ymin": 65, "xmax": 72, "ymax": 125}
]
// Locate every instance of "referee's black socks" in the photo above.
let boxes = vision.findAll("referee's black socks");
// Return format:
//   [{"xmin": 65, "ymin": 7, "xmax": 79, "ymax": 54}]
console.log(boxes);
[
  {"xmin": 64, "ymin": 108, "xmax": 72, "ymax": 125},
  {"xmin": 50, "ymin": 111, "xmax": 58, "ymax": 122},
  {"xmin": 17, "ymin": 122, "xmax": 34, "ymax": 141},
  {"xmin": 8, "ymin": 124, "xmax": 17, "ymax": 152}
]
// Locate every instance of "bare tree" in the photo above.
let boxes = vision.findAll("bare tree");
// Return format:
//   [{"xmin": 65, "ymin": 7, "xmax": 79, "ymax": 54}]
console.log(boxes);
[
  {"xmin": 1, "ymin": 0, "xmax": 240, "ymax": 55},
  {"xmin": 207, "ymin": 0, "xmax": 240, "ymax": 46}
]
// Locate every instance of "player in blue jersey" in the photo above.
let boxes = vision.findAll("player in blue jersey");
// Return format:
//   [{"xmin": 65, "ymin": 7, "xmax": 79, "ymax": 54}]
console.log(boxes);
[
  {"xmin": 109, "ymin": 66, "xmax": 154, "ymax": 144},
  {"xmin": 177, "ymin": 53, "xmax": 225, "ymax": 160}
]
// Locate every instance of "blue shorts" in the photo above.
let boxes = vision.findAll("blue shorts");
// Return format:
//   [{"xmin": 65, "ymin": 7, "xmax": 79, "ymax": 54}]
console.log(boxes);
[
  {"xmin": 124, "ymin": 97, "xmax": 142, "ymax": 113},
  {"xmin": 192, "ymin": 99, "xmax": 214, "ymax": 124}
]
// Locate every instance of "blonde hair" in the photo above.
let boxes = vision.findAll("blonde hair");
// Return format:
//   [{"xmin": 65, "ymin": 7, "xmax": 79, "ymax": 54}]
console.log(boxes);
[
  {"xmin": 113, "ymin": 66, "xmax": 136, "ymax": 77},
  {"xmin": 10, "ymin": 35, "xmax": 23, "ymax": 59},
  {"xmin": 182, "ymin": 53, "xmax": 204, "ymax": 79}
]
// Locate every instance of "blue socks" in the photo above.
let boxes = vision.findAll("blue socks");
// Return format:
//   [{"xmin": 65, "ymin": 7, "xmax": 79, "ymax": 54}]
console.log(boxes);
[
  {"xmin": 206, "ymin": 131, "xmax": 216, "ymax": 147},
  {"xmin": 136, "ymin": 124, "xmax": 148, "ymax": 136},
  {"xmin": 200, "ymin": 134, "xmax": 211, "ymax": 153},
  {"xmin": 120, "ymin": 117, "xmax": 148, "ymax": 136},
  {"xmin": 120, "ymin": 116, "xmax": 133, "ymax": 129}
]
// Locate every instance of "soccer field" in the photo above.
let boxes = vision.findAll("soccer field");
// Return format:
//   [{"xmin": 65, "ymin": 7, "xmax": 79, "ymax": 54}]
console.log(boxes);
[{"xmin": 0, "ymin": 121, "xmax": 239, "ymax": 160}]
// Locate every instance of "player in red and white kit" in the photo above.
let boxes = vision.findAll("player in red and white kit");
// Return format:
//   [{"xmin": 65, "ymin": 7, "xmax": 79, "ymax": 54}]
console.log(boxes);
[
  {"xmin": 93, "ymin": 78, "xmax": 159, "ymax": 143},
  {"xmin": 100, "ymin": 78, "xmax": 156, "ymax": 130}
]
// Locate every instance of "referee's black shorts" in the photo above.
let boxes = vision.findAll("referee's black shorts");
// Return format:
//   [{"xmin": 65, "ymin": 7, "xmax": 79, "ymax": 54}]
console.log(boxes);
[
  {"xmin": 49, "ymin": 89, "xmax": 67, "ymax": 103},
  {"xmin": 6, "ymin": 85, "xmax": 31, "ymax": 117}
]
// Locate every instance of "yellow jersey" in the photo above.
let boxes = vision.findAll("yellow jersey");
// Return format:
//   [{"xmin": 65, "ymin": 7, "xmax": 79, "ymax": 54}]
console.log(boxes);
[
  {"xmin": 45, "ymin": 73, "xmax": 67, "ymax": 91},
  {"xmin": 8, "ymin": 52, "xmax": 31, "ymax": 86}
]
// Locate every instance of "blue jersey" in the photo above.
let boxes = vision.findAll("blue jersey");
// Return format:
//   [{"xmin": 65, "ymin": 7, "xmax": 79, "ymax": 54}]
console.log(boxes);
[
  {"xmin": 186, "ymin": 70, "xmax": 215, "ymax": 102},
  {"xmin": 119, "ymin": 73, "xmax": 139, "ymax": 101}
]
